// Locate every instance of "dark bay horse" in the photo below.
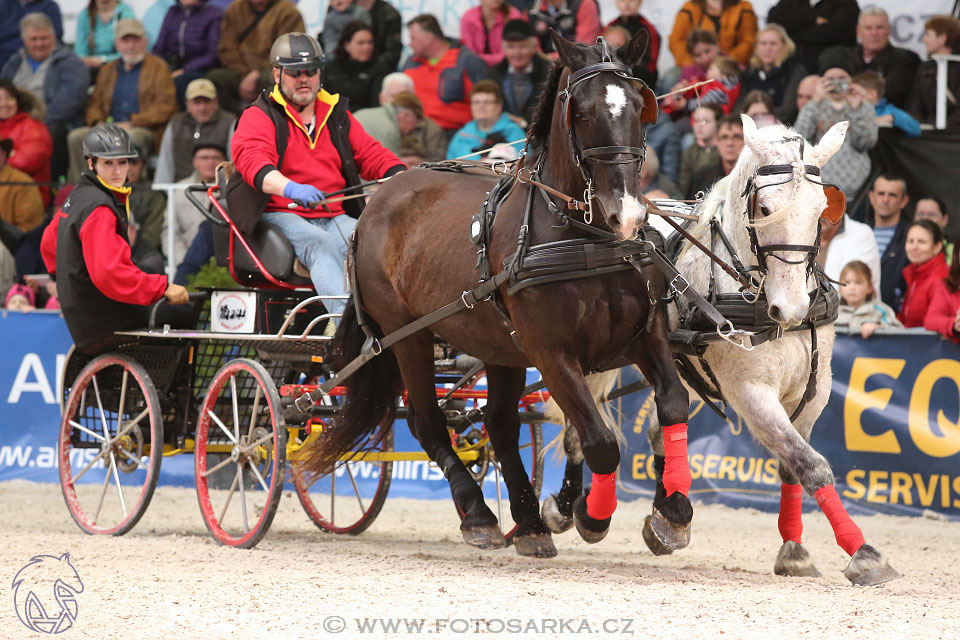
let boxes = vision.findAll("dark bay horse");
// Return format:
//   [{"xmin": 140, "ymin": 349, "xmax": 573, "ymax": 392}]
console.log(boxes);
[{"xmin": 303, "ymin": 30, "xmax": 692, "ymax": 557}]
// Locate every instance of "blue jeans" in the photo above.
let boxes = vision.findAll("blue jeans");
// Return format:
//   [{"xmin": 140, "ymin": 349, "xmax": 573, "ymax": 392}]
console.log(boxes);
[{"xmin": 261, "ymin": 212, "xmax": 357, "ymax": 315}]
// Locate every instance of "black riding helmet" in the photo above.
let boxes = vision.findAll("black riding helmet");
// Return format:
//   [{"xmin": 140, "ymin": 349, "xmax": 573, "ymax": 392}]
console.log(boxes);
[{"xmin": 82, "ymin": 124, "xmax": 138, "ymax": 160}]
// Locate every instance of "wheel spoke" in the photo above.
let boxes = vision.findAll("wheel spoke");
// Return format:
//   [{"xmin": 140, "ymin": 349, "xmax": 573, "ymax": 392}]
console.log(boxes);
[
  {"xmin": 117, "ymin": 447, "xmax": 148, "ymax": 471},
  {"xmin": 93, "ymin": 462, "xmax": 112, "ymax": 525},
  {"xmin": 117, "ymin": 370, "xmax": 129, "ymax": 430},
  {"xmin": 91, "ymin": 374, "xmax": 112, "ymax": 441},
  {"xmin": 238, "ymin": 462, "xmax": 250, "ymax": 533},
  {"xmin": 345, "ymin": 462, "xmax": 366, "ymax": 514},
  {"xmin": 240, "ymin": 432, "xmax": 274, "ymax": 454},
  {"xmin": 109, "ymin": 453, "xmax": 128, "ymax": 517},
  {"xmin": 70, "ymin": 420, "xmax": 105, "ymax": 442},
  {"xmin": 247, "ymin": 385, "xmax": 262, "ymax": 441},
  {"xmin": 201, "ymin": 455, "xmax": 235, "ymax": 479},
  {"xmin": 230, "ymin": 374, "xmax": 240, "ymax": 445},
  {"xmin": 115, "ymin": 408, "xmax": 150, "ymax": 440},
  {"xmin": 218, "ymin": 467, "xmax": 240, "ymax": 524},
  {"xmin": 248, "ymin": 459, "xmax": 271, "ymax": 493},
  {"xmin": 71, "ymin": 449, "xmax": 104, "ymax": 483},
  {"xmin": 207, "ymin": 410, "xmax": 237, "ymax": 444}
]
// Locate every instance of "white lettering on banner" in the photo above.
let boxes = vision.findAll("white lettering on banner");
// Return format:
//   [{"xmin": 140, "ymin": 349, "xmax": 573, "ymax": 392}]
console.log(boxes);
[
  {"xmin": 7, "ymin": 354, "xmax": 56, "ymax": 405},
  {"xmin": 0, "ymin": 446, "xmax": 32, "ymax": 467}
]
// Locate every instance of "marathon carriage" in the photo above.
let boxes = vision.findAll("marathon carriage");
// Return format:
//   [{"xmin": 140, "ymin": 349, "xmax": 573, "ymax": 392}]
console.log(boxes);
[{"xmin": 56, "ymin": 164, "xmax": 550, "ymax": 549}]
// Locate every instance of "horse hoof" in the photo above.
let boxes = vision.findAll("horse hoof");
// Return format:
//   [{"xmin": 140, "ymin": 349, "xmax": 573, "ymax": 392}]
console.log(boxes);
[
  {"xmin": 541, "ymin": 495, "xmax": 574, "ymax": 534},
  {"xmin": 514, "ymin": 533, "xmax": 558, "ymax": 558},
  {"xmin": 641, "ymin": 515, "xmax": 674, "ymax": 556},
  {"xmin": 843, "ymin": 543, "xmax": 900, "ymax": 586},
  {"xmin": 773, "ymin": 540, "xmax": 822, "ymax": 578},
  {"xmin": 572, "ymin": 495, "xmax": 610, "ymax": 544},
  {"xmin": 461, "ymin": 524, "xmax": 507, "ymax": 550},
  {"xmin": 649, "ymin": 505, "xmax": 691, "ymax": 551}
]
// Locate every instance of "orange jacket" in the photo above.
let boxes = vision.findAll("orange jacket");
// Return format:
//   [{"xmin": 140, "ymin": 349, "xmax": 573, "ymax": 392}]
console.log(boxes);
[{"xmin": 669, "ymin": 1, "xmax": 757, "ymax": 67}]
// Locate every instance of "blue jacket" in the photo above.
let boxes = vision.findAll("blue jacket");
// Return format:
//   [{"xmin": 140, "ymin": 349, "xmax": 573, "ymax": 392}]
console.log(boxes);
[
  {"xmin": 1, "ymin": 45, "xmax": 90, "ymax": 128},
  {"xmin": 874, "ymin": 98, "xmax": 922, "ymax": 138},
  {"xmin": 446, "ymin": 112, "xmax": 526, "ymax": 160},
  {"xmin": 0, "ymin": 0, "xmax": 63, "ymax": 68}
]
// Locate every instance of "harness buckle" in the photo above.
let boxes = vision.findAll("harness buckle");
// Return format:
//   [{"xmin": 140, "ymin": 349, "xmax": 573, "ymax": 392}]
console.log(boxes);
[
  {"xmin": 461, "ymin": 291, "xmax": 477, "ymax": 310},
  {"xmin": 670, "ymin": 273, "xmax": 692, "ymax": 296},
  {"xmin": 717, "ymin": 321, "xmax": 756, "ymax": 352}
]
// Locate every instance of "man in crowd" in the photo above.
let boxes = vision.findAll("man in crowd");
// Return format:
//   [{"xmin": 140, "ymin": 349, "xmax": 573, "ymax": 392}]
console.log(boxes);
[
  {"xmin": 153, "ymin": 79, "xmax": 235, "ymax": 184},
  {"xmin": 231, "ymin": 33, "xmax": 404, "ymax": 315},
  {"xmin": 866, "ymin": 174, "xmax": 910, "ymax": 310},
  {"xmin": 795, "ymin": 74, "xmax": 819, "ymax": 113},
  {"xmin": 490, "ymin": 20, "xmax": 550, "ymax": 128},
  {"xmin": 211, "ymin": 0, "xmax": 304, "ymax": 113},
  {"xmin": 355, "ymin": 77, "xmax": 446, "ymax": 164},
  {"xmin": 402, "ymin": 15, "xmax": 489, "ymax": 137},
  {"xmin": 848, "ymin": 7, "xmax": 920, "ymax": 108},
  {"xmin": 686, "ymin": 114, "xmax": 744, "ymax": 199},
  {"xmin": 1, "ymin": 13, "xmax": 88, "ymax": 181},
  {"xmin": 767, "ymin": 0, "xmax": 859, "ymax": 73},
  {"xmin": 166, "ymin": 141, "xmax": 226, "ymax": 266},
  {"xmin": 67, "ymin": 19, "xmax": 177, "ymax": 182},
  {"xmin": 0, "ymin": 137, "xmax": 43, "ymax": 232},
  {"xmin": 0, "ymin": 0, "xmax": 62, "ymax": 68}
]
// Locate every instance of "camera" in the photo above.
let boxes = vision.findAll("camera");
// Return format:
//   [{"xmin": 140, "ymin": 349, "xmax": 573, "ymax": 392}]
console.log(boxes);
[{"xmin": 827, "ymin": 78, "xmax": 850, "ymax": 94}]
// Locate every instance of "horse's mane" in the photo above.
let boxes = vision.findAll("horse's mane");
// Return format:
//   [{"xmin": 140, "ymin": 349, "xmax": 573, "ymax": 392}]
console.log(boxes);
[{"xmin": 525, "ymin": 59, "xmax": 566, "ymax": 157}]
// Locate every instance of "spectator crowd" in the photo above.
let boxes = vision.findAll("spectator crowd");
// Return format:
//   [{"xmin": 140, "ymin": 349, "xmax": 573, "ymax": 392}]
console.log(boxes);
[{"xmin": 0, "ymin": 0, "xmax": 958, "ymax": 335}]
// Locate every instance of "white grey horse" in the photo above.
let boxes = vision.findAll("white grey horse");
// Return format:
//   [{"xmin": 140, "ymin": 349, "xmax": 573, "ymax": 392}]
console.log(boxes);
[{"xmin": 542, "ymin": 115, "xmax": 899, "ymax": 586}]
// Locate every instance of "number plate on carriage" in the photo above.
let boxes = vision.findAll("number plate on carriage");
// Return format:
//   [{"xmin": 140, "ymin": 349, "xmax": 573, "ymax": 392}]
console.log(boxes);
[{"xmin": 211, "ymin": 291, "xmax": 257, "ymax": 333}]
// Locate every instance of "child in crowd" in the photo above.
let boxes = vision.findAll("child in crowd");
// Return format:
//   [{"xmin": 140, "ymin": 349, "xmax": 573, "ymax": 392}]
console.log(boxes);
[
  {"xmin": 606, "ymin": 0, "xmax": 660, "ymax": 88},
  {"xmin": 924, "ymin": 242, "xmax": 960, "ymax": 342},
  {"xmin": 684, "ymin": 56, "xmax": 741, "ymax": 114},
  {"xmin": 661, "ymin": 29, "xmax": 718, "ymax": 114},
  {"xmin": 836, "ymin": 260, "xmax": 902, "ymax": 338},
  {"xmin": 851, "ymin": 71, "xmax": 922, "ymax": 138},
  {"xmin": 678, "ymin": 103, "xmax": 721, "ymax": 198},
  {"xmin": 5, "ymin": 283, "xmax": 36, "ymax": 311},
  {"xmin": 321, "ymin": 0, "xmax": 370, "ymax": 55}
]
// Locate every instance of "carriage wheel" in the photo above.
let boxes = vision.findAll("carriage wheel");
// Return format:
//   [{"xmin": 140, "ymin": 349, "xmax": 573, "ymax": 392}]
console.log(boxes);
[
  {"xmin": 293, "ymin": 428, "xmax": 393, "ymax": 535},
  {"xmin": 58, "ymin": 354, "xmax": 163, "ymax": 536},
  {"xmin": 195, "ymin": 358, "xmax": 286, "ymax": 548}
]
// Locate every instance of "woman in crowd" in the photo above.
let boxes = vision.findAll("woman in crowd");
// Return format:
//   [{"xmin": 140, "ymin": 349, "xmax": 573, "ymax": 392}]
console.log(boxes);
[
  {"xmin": 74, "ymin": 0, "xmax": 137, "ymax": 76},
  {"xmin": 836, "ymin": 260, "xmax": 901, "ymax": 338},
  {"xmin": 898, "ymin": 219, "xmax": 948, "ymax": 328},
  {"xmin": 740, "ymin": 23, "xmax": 807, "ymax": 124},
  {"xmin": 0, "ymin": 80, "xmax": 53, "ymax": 207},
  {"xmin": 447, "ymin": 81, "xmax": 525, "ymax": 160},
  {"xmin": 460, "ymin": 0, "xmax": 523, "ymax": 67},
  {"xmin": 668, "ymin": 0, "xmax": 757, "ymax": 67},
  {"xmin": 322, "ymin": 21, "xmax": 392, "ymax": 112},
  {"xmin": 153, "ymin": 0, "xmax": 224, "ymax": 108},
  {"xmin": 925, "ymin": 243, "xmax": 960, "ymax": 341},
  {"xmin": 678, "ymin": 103, "xmax": 721, "ymax": 198},
  {"xmin": 907, "ymin": 15, "xmax": 960, "ymax": 129},
  {"xmin": 740, "ymin": 89, "xmax": 778, "ymax": 124}
]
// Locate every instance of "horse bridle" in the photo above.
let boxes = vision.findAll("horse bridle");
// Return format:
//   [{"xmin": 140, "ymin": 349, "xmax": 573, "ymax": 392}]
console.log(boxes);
[{"xmin": 557, "ymin": 38, "xmax": 648, "ymax": 221}]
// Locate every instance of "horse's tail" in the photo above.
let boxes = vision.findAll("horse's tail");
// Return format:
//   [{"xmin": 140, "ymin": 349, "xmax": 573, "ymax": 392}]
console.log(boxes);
[{"xmin": 301, "ymin": 298, "xmax": 404, "ymax": 475}]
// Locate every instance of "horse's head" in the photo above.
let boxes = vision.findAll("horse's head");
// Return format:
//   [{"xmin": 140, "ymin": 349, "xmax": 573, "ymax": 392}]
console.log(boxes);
[
  {"xmin": 739, "ymin": 114, "xmax": 847, "ymax": 328},
  {"xmin": 550, "ymin": 29, "xmax": 658, "ymax": 241}
]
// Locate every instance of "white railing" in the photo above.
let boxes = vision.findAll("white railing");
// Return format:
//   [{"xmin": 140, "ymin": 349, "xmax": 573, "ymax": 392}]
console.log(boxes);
[
  {"xmin": 932, "ymin": 53, "xmax": 960, "ymax": 130},
  {"xmin": 150, "ymin": 182, "xmax": 196, "ymax": 280}
]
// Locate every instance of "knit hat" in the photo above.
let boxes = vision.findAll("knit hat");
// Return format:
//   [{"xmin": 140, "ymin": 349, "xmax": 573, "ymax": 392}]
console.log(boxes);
[
  {"xmin": 817, "ymin": 47, "xmax": 855, "ymax": 76},
  {"xmin": 5, "ymin": 284, "xmax": 35, "ymax": 308},
  {"xmin": 503, "ymin": 20, "xmax": 535, "ymax": 42}
]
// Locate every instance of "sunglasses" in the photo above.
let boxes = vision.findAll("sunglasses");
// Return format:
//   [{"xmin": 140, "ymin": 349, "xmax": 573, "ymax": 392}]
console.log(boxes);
[{"xmin": 284, "ymin": 68, "xmax": 319, "ymax": 78}]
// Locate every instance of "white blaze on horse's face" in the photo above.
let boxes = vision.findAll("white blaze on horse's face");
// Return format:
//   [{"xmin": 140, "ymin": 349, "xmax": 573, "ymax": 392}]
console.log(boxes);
[
  {"xmin": 741, "ymin": 115, "xmax": 848, "ymax": 328},
  {"xmin": 605, "ymin": 84, "xmax": 627, "ymax": 119}
]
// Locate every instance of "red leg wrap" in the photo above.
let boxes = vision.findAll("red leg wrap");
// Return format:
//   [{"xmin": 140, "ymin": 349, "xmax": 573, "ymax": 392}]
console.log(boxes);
[
  {"xmin": 662, "ymin": 423, "xmax": 691, "ymax": 497},
  {"xmin": 586, "ymin": 472, "xmax": 617, "ymax": 520},
  {"xmin": 778, "ymin": 483, "xmax": 803, "ymax": 544},
  {"xmin": 815, "ymin": 485, "xmax": 865, "ymax": 556}
]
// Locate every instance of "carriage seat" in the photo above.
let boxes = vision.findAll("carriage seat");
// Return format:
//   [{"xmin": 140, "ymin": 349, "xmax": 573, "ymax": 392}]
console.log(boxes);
[{"xmin": 211, "ymin": 163, "xmax": 313, "ymax": 288}]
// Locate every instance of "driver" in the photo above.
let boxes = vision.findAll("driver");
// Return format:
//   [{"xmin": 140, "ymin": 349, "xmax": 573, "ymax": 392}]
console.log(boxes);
[
  {"xmin": 231, "ymin": 33, "xmax": 405, "ymax": 316},
  {"xmin": 41, "ymin": 124, "xmax": 190, "ymax": 353}
]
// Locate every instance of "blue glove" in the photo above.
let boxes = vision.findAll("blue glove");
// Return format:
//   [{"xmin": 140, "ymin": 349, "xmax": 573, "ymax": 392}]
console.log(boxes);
[{"xmin": 283, "ymin": 181, "xmax": 325, "ymax": 207}]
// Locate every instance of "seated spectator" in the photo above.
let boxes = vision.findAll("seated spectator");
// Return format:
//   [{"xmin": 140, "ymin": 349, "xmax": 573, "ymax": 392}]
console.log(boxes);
[
  {"xmin": 447, "ymin": 80, "xmax": 525, "ymax": 160},
  {"xmin": 668, "ymin": 0, "xmax": 757, "ymax": 68},
  {"xmin": 5, "ymin": 282, "xmax": 36, "ymax": 311},
  {"xmin": 353, "ymin": 73, "xmax": 414, "ymax": 151},
  {"xmin": 924, "ymin": 243, "xmax": 960, "ymax": 341},
  {"xmin": 680, "ymin": 56, "xmax": 741, "ymax": 115},
  {"xmin": 679, "ymin": 103, "xmax": 721, "ymax": 198},
  {"xmin": 819, "ymin": 213, "xmax": 880, "ymax": 296},
  {"xmin": 793, "ymin": 52, "xmax": 877, "ymax": 200},
  {"xmin": 153, "ymin": 0, "xmax": 224, "ymax": 108},
  {"xmin": 604, "ymin": 0, "xmax": 659, "ymax": 88},
  {"xmin": 865, "ymin": 174, "xmax": 910, "ymax": 310},
  {"xmin": 357, "ymin": 90, "xmax": 446, "ymax": 165},
  {"xmin": 0, "ymin": 244, "xmax": 15, "ymax": 304},
  {"xmin": 687, "ymin": 112, "xmax": 743, "ymax": 198},
  {"xmin": 74, "ymin": 0, "xmax": 137, "ymax": 76},
  {"xmin": 898, "ymin": 219, "xmax": 948, "ymax": 328},
  {"xmin": 460, "ymin": 0, "xmax": 523, "ymax": 67},
  {"xmin": 644, "ymin": 114, "xmax": 681, "ymax": 185},
  {"xmin": 320, "ymin": 0, "xmax": 369, "ymax": 55},
  {"xmin": 1, "ymin": 13, "xmax": 88, "ymax": 181},
  {"xmin": 845, "ymin": 7, "xmax": 920, "ymax": 109},
  {"xmin": 402, "ymin": 15, "xmax": 489, "ymax": 135},
  {"xmin": 0, "ymin": 137, "xmax": 43, "ymax": 232},
  {"xmin": 165, "ymin": 141, "xmax": 224, "ymax": 265},
  {"xmin": 836, "ymin": 260, "xmax": 901, "ymax": 338},
  {"xmin": 209, "ymin": 0, "xmax": 305, "ymax": 113},
  {"xmin": 322, "ymin": 21, "xmax": 391, "ymax": 112},
  {"xmin": 528, "ymin": 0, "xmax": 601, "ymax": 54},
  {"xmin": 490, "ymin": 20, "xmax": 550, "ymax": 129},
  {"xmin": 795, "ymin": 73, "xmax": 818, "ymax": 112},
  {"xmin": 128, "ymin": 143, "xmax": 167, "ymax": 256},
  {"xmin": 640, "ymin": 148, "xmax": 682, "ymax": 199},
  {"xmin": 767, "ymin": 0, "xmax": 859, "ymax": 74},
  {"xmin": 851, "ymin": 71, "xmax": 921, "ymax": 138},
  {"xmin": 354, "ymin": 0, "xmax": 402, "ymax": 70},
  {"xmin": 154, "ymin": 78, "xmax": 234, "ymax": 185},
  {"xmin": 67, "ymin": 19, "xmax": 178, "ymax": 182},
  {"xmin": 0, "ymin": 79, "xmax": 52, "ymax": 206},
  {"xmin": 0, "ymin": 0, "xmax": 62, "ymax": 69},
  {"xmin": 740, "ymin": 89, "xmax": 777, "ymax": 123},
  {"xmin": 660, "ymin": 29, "xmax": 717, "ymax": 114},
  {"xmin": 741, "ymin": 24, "xmax": 807, "ymax": 125},
  {"xmin": 915, "ymin": 196, "xmax": 951, "ymax": 262},
  {"xmin": 907, "ymin": 15, "xmax": 960, "ymax": 130}
]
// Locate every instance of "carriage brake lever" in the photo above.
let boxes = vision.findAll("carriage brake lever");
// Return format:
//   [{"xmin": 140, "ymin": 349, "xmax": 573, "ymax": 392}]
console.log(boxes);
[{"xmin": 717, "ymin": 321, "xmax": 756, "ymax": 352}]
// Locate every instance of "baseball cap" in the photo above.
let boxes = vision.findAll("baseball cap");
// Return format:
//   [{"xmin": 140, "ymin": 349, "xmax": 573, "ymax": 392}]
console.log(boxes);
[
  {"xmin": 186, "ymin": 78, "xmax": 218, "ymax": 101},
  {"xmin": 115, "ymin": 18, "xmax": 146, "ymax": 39}
]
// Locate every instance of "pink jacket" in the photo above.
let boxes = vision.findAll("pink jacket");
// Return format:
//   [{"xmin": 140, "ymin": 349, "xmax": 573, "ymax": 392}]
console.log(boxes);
[{"xmin": 460, "ymin": 6, "xmax": 524, "ymax": 67}]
